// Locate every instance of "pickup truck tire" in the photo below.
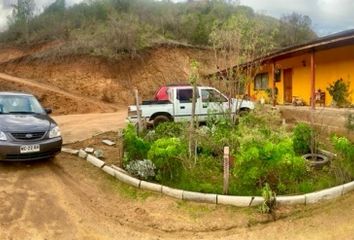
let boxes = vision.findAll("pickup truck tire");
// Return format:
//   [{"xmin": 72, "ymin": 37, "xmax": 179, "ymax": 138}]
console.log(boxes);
[
  {"xmin": 239, "ymin": 108, "xmax": 250, "ymax": 116},
  {"xmin": 153, "ymin": 115, "xmax": 170, "ymax": 127}
]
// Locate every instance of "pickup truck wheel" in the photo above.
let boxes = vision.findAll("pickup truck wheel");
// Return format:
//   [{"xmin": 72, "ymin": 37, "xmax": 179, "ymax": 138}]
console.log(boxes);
[
  {"xmin": 153, "ymin": 115, "xmax": 170, "ymax": 127},
  {"xmin": 239, "ymin": 108, "xmax": 250, "ymax": 116}
]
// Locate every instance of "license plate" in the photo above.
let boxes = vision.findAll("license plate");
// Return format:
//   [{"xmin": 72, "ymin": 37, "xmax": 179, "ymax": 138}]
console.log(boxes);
[{"xmin": 20, "ymin": 145, "xmax": 40, "ymax": 154}]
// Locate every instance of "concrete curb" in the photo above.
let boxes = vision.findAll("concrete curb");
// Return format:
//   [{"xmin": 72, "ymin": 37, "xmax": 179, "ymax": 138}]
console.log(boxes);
[
  {"xmin": 78, "ymin": 149, "xmax": 88, "ymax": 159},
  {"xmin": 80, "ymin": 154, "xmax": 354, "ymax": 207},
  {"xmin": 162, "ymin": 186, "xmax": 183, "ymax": 199},
  {"xmin": 61, "ymin": 148, "xmax": 79, "ymax": 155},
  {"xmin": 183, "ymin": 191, "xmax": 217, "ymax": 204},
  {"xmin": 140, "ymin": 181, "xmax": 163, "ymax": 193},
  {"xmin": 343, "ymin": 181, "xmax": 354, "ymax": 194},
  {"xmin": 114, "ymin": 169, "xmax": 141, "ymax": 188},
  {"xmin": 277, "ymin": 195, "xmax": 306, "ymax": 205},
  {"xmin": 102, "ymin": 165, "xmax": 116, "ymax": 176},
  {"xmin": 217, "ymin": 195, "xmax": 254, "ymax": 207},
  {"xmin": 305, "ymin": 185, "xmax": 344, "ymax": 204},
  {"xmin": 86, "ymin": 154, "xmax": 105, "ymax": 168}
]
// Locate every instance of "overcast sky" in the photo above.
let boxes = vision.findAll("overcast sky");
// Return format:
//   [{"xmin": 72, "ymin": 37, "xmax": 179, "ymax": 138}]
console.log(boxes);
[
  {"xmin": 241, "ymin": 0, "xmax": 354, "ymax": 36},
  {"xmin": 1, "ymin": 0, "xmax": 353, "ymax": 36}
]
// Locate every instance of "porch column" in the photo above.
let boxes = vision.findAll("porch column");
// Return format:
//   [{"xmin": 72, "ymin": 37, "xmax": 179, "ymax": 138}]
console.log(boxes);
[
  {"xmin": 271, "ymin": 62, "xmax": 276, "ymax": 107},
  {"xmin": 310, "ymin": 50, "xmax": 316, "ymax": 110}
]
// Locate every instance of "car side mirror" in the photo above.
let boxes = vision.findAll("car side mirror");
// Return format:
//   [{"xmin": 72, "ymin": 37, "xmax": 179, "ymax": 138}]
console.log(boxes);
[{"xmin": 45, "ymin": 108, "xmax": 52, "ymax": 114}]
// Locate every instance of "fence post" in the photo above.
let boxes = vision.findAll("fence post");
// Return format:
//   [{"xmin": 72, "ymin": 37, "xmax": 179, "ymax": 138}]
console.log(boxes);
[
  {"xmin": 223, "ymin": 146, "xmax": 230, "ymax": 194},
  {"xmin": 117, "ymin": 129, "xmax": 124, "ymax": 167},
  {"xmin": 134, "ymin": 89, "xmax": 143, "ymax": 134}
]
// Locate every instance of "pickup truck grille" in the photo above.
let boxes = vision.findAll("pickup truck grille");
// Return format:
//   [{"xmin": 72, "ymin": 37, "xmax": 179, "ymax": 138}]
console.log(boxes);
[{"xmin": 11, "ymin": 132, "xmax": 46, "ymax": 141}]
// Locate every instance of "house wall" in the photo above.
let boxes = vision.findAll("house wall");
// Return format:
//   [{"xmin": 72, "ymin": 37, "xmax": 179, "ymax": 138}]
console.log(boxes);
[{"xmin": 249, "ymin": 44, "xmax": 354, "ymax": 106}]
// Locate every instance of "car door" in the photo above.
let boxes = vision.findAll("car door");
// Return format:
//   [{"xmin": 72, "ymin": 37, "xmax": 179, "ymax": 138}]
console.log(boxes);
[
  {"xmin": 200, "ymin": 88, "xmax": 229, "ymax": 120},
  {"xmin": 174, "ymin": 88, "xmax": 200, "ymax": 122}
]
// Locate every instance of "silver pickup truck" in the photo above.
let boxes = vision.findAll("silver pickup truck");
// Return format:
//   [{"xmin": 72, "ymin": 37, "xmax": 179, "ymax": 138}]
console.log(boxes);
[{"xmin": 127, "ymin": 86, "xmax": 255, "ymax": 126}]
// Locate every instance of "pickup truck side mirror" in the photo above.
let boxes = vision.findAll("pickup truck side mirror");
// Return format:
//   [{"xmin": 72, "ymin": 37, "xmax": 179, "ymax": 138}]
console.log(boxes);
[{"xmin": 45, "ymin": 108, "xmax": 52, "ymax": 114}]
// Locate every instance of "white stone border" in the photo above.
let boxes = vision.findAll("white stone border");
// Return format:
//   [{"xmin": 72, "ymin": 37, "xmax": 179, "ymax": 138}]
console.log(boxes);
[{"xmin": 62, "ymin": 148, "xmax": 354, "ymax": 207}]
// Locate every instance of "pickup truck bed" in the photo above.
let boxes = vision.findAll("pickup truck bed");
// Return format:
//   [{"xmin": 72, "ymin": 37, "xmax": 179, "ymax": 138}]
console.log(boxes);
[{"xmin": 142, "ymin": 100, "xmax": 171, "ymax": 105}]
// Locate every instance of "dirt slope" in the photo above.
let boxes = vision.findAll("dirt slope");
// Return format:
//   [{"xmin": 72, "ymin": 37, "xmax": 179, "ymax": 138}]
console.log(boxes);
[
  {"xmin": 0, "ymin": 45, "xmax": 216, "ymax": 111},
  {"xmin": 0, "ymin": 72, "xmax": 118, "ymax": 115}
]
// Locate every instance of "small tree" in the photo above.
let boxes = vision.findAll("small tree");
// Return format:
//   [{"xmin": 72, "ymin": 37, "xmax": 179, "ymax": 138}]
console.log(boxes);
[
  {"xmin": 327, "ymin": 78, "xmax": 351, "ymax": 107},
  {"xmin": 188, "ymin": 60, "xmax": 200, "ymax": 160},
  {"xmin": 209, "ymin": 12, "xmax": 276, "ymax": 119}
]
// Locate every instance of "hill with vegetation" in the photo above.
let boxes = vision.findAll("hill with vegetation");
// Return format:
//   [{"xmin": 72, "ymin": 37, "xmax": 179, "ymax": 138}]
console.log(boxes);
[
  {"xmin": 1, "ymin": 0, "xmax": 317, "ymax": 59},
  {"xmin": 0, "ymin": 0, "xmax": 318, "ymax": 112}
]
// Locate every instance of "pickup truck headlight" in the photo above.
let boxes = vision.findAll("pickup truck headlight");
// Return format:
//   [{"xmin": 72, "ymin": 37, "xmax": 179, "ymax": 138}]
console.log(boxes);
[
  {"xmin": 49, "ymin": 126, "xmax": 61, "ymax": 138},
  {"xmin": 128, "ymin": 109, "xmax": 142, "ymax": 118},
  {"xmin": 128, "ymin": 110, "xmax": 138, "ymax": 117},
  {"xmin": 0, "ymin": 131, "xmax": 7, "ymax": 141}
]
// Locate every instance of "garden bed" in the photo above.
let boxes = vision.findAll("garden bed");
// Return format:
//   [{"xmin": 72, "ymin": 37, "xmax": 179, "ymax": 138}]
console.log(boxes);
[{"xmin": 122, "ymin": 106, "xmax": 354, "ymax": 196}]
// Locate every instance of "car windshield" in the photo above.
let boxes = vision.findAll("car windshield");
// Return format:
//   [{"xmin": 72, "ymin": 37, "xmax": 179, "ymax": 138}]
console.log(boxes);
[{"xmin": 0, "ymin": 95, "xmax": 45, "ymax": 114}]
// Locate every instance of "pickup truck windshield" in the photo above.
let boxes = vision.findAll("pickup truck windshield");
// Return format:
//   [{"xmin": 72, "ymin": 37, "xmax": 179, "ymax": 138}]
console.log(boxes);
[
  {"xmin": 0, "ymin": 95, "xmax": 45, "ymax": 114},
  {"xmin": 201, "ymin": 89, "xmax": 228, "ymax": 102}
]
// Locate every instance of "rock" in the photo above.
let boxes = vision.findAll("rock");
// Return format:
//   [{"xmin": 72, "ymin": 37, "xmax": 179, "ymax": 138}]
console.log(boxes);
[
  {"xmin": 102, "ymin": 140, "xmax": 115, "ymax": 146},
  {"xmin": 94, "ymin": 149, "xmax": 104, "ymax": 159},
  {"xmin": 84, "ymin": 147, "xmax": 94, "ymax": 153}
]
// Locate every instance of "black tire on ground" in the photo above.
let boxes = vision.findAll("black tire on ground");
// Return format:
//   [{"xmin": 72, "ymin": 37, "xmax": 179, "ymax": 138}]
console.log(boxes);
[
  {"xmin": 302, "ymin": 153, "xmax": 329, "ymax": 169},
  {"xmin": 153, "ymin": 115, "xmax": 170, "ymax": 127}
]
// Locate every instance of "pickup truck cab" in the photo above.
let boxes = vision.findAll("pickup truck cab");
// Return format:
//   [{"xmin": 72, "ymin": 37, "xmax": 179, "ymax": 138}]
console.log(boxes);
[{"xmin": 127, "ymin": 86, "xmax": 254, "ymax": 126}]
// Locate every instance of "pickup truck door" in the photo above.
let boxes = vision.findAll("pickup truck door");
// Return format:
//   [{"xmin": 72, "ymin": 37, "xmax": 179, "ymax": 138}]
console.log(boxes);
[
  {"xmin": 174, "ymin": 88, "xmax": 200, "ymax": 121},
  {"xmin": 200, "ymin": 88, "xmax": 229, "ymax": 120}
]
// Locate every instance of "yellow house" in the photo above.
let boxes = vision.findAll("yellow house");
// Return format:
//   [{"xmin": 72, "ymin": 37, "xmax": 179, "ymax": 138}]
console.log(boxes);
[{"xmin": 247, "ymin": 29, "xmax": 354, "ymax": 108}]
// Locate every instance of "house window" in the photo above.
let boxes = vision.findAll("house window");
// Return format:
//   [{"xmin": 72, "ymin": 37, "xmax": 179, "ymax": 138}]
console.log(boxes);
[{"xmin": 254, "ymin": 73, "xmax": 269, "ymax": 90}]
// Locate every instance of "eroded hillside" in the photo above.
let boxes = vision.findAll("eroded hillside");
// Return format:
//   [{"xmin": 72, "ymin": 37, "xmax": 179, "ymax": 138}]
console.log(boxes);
[{"xmin": 0, "ymin": 43, "xmax": 216, "ymax": 114}]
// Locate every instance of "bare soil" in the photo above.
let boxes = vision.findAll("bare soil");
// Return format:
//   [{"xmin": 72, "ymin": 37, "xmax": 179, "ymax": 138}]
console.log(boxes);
[
  {"xmin": 0, "ymin": 44, "xmax": 353, "ymax": 239},
  {"xmin": 0, "ymin": 45, "xmax": 216, "ymax": 114},
  {"xmin": 0, "ymin": 72, "xmax": 118, "ymax": 115},
  {"xmin": 52, "ymin": 111, "xmax": 126, "ymax": 144},
  {"xmin": 1, "ymin": 143, "xmax": 354, "ymax": 240}
]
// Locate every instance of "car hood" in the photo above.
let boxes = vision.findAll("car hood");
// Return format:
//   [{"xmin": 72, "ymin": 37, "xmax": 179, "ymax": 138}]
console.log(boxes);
[{"xmin": 0, "ymin": 114, "xmax": 54, "ymax": 132}]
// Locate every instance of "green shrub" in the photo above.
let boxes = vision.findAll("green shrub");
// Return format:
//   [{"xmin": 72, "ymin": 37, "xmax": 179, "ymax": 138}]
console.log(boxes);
[
  {"xmin": 233, "ymin": 138, "xmax": 308, "ymax": 195},
  {"xmin": 326, "ymin": 78, "xmax": 351, "ymax": 107},
  {"xmin": 175, "ymin": 155, "xmax": 223, "ymax": 193},
  {"xmin": 123, "ymin": 124, "xmax": 151, "ymax": 162},
  {"xmin": 198, "ymin": 116, "xmax": 238, "ymax": 157},
  {"xmin": 331, "ymin": 136, "xmax": 354, "ymax": 180},
  {"xmin": 147, "ymin": 137, "xmax": 187, "ymax": 182},
  {"xmin": 292, "ymin": 123, "xmax": 312, "ymax": 155},
  {"xmin": 154, "ymin": 121, "xmax": 186, "ymax": 139}
]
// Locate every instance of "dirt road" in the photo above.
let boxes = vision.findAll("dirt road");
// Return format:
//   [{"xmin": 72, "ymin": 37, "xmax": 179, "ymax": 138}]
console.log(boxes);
[
  {"xmin": 53, "ymin": 111, "xmax": 127, "ymax": 144},
  {"xmin": 1, "ymin": 113, "xmax": 354, "ymax": 239},
  {"xmin": 1, "ymin": 152, "xmax": 354, "ymax": 240}
]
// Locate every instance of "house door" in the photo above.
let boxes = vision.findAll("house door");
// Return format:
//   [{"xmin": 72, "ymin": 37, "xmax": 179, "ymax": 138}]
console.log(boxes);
[{"xmin": 283, "ymin": 69, "xmax": 293, "ymax": 103}]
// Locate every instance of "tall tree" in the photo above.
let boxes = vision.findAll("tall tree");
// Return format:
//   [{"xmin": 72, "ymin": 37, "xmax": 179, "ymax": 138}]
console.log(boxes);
[
  {"xmin": 11, "ymin": 0, "xmax": 35, "ymax": 43},
  {"xmin": 276, "ymin": 12, "xmax": 317, "ymax": 48}
]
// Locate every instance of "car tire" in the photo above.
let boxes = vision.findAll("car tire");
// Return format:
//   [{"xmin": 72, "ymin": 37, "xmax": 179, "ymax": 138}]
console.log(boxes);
[{"xmin": 153, "ymin": 115, "xmax": 170, "ymax": 127}]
